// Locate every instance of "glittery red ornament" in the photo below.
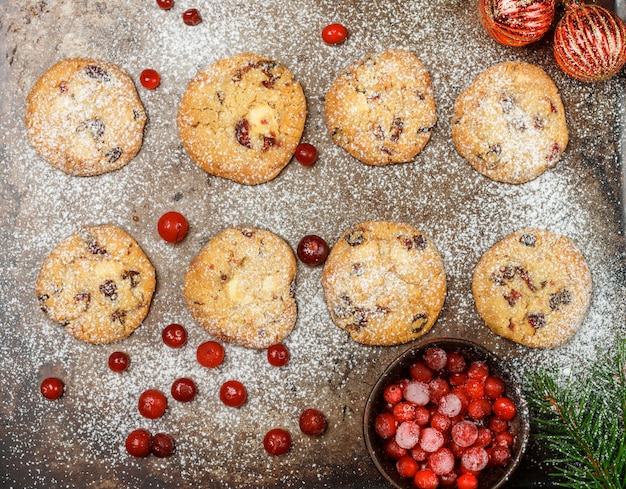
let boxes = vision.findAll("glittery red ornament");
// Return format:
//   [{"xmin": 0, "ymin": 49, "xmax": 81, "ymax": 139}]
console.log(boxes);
[
  {"xmin": 553, "ymin": 1, "xmax": 626, "ymax": 82},
  {"xmin": 479, "ymin": 0, "xmax": 556, "ymax": 47}
]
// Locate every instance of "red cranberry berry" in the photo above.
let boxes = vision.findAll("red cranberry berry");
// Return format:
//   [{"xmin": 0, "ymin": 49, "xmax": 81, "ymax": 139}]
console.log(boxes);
[
  {"xmin": 139, "ymin": 69, "xmax": 160, "ymax": 89},
  {"xmin": 294, "ymin": 143, "xmax": 318, "ymax": 166},
  {"xmin": 267, "ymin": 344, "xmax": 290, "ymax": 367},
  {"xmin": 297, "ymin": 235, "xmax": 329, "ymax": 266},
  {"xmin": 125, "ymin": 429, "xmax": 151, "ymax": 457},
  {"xmin": 40, "ymin": 377, "xmax": 64, "ymax": 400},
  {"xmin": 219, "ymin": 380, "xmax": 246, "ymax": 407},
  {"xmin": 108, "ymin": 351, "xmax": 130, "ymax": 372},
  {"xmin": 182, "ymin": 8, "xmax": 202, "ymax": 25},
  {"xmin": 196, "ymin": 341, "xmax": 225, "ymax": 368},
  {"xmin": 171, "ymin": 377, "xmax": 197, "ymax": 403},
  {"xmin": 157, "ymin": 211, "xmax": 188, "ymax": 243},
  {"xmin": 162, "ymin": 323, "xmax": 187, "ymax": 348},
  {"xmin": 151, "ymin": 433, "xmax": 175, "ymax": 458},
  {"xmin": 321, "ymin": 23, "xmax": 348, "ymax": 44},
  {"xmin": 138, "ymin": 389, "xmax": 167, "ymax": 419},
  {"xmin": 263, "ymin": 428, "xmax": 291, "ymax": 455},
  {"xmin": 299, "ymin": 408, "xmax": 327, "ymax": 436},
  {"xmin": 156, "ymin": 0, "xmax": 174, "ymax": 9}
]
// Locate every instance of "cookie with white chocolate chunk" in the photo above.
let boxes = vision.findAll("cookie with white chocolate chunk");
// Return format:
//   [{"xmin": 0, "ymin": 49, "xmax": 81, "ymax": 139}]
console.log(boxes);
[
  {"xmin": 177, "ymin": 53, "xmax": 306, "ymax": 185},
  {"xmin": 472, "ymin": 228, "xmax": 591, "ymax": 348},
  {"xmin": 35, "ymin": 225, "xmax": 156, "ymax": 344},
  {"xmin": 25, "ymin": 58, "xmax": 147, "ymax": 176},
  {"xmin": 325, "ymin": 49, "xmax": 437, "ymax": 166},
  {"xmin": 183, "ymin": 226, "xmax": 297, "ymax": 349},
  {"xmin": 322, "ymin": 221, "xmax": 447, "ymax": 346}
]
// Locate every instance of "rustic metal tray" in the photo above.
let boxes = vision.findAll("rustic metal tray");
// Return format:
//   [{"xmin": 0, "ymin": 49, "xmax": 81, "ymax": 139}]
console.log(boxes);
[{"xmin": 1, "ymin": 1, "xmax": 624, "ymax": 488}]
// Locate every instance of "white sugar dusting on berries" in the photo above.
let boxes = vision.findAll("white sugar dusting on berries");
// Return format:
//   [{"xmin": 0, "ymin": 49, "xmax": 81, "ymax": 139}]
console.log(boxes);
[{"xmin": 0, "ymin": 0, "xmax": 625, "ymax": 488}]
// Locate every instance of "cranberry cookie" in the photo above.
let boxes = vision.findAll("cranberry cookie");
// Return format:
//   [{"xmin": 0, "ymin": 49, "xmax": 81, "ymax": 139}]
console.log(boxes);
[
  {"xmin": 321, "ymin": 221, "xmax": 447, "ymax": 346},
  {"xmin": 325, "ymin": 49, "xmax": 437, "ymax": 166},
  {"xmin": 25, "ymin": 58, "xmax": 147, "ymax": 176},
  {"xmin": 177, "ymin": 53, "xmax": 306, "ymax": 185},
  {"xmin": 452, "ymin": 61, "xmax": 568, "ymax": 184},
  {"xmin": 183, "ymin": 227, "xmax": 297, "ymax": 349},
  {"xmin": 35, "ymin": 225, "xmax": 156, "ymax": 344},
  {"xmin": 472, "ymin": 228, "xmax": 591, "ymax": 348}
]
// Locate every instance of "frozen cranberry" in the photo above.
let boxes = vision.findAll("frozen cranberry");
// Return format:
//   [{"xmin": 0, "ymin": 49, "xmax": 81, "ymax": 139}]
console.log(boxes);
[
  {"xmin": 493, "ymin": 397, "xmax": 517, "ymax": 421},
  {"xmin": 156, "ymin": 0, "xmax": 174, "ymax": 9},
  {"xmin": 162, "ymin": 323, "xmax": 187, "ymax": 348},
  {"xmin": 430, "ymin": 413, "xmax": 452, "ymax": 433},
  {"xmin": 140, "ymin": 69, "xmax": 160, "ymax": 89},
  {"xmin": 410, "ymin": 445, "xmax": 429, "ymax": 462},
  {"xmin": 467, "ymin": 361, "xmax": 489, "ymax": 381},
  {"xmin": 413, "ymin": 468, "xmax": 439, "ymax": 489},
  {"xmin": 474, "ymin": 426, "xmax": 494, "ymax": 447},
  {"xmin": 299, "ymin": 408, "xmax": 327, "ymax": 436},
  {"xmin": 419, "ymin": 427, "xmax": 444, "ymax": 453},
  {"xmin": 464, "ymin": 379, "xmax": 485, "ymax": 399},
  {"xmin": 461, "ymin": 446, "xmax": 489, "ymax": 472},
  {"xmin": 423, "ymin": 347, "xmax": 447, "ymax": 370},
  {"xmin": 414, "ymin": 406, "xmax": 431, "ymax": 427},
  {"xmin": 383, "ymin": 383, "xmax": 404, "ymax": 405},
  {"xmin": 457, "ymin": 473, "xmax": 479, "ymax": 489},
  {"xmin": 449, "ymin": 372, "xmax": 468, "ymax": 386},
  {"xmin": 267, "ymin": 344, "xmax": 290, "ymax": 367},
  {"xmin": 467, "ymin": 398, "xmax": 492, "ymax": 420},
  {"xmin": 40, "ymin": 377, "xmax": 64, "ymax": 400},
  {"xmin": 489, "ymin": 416, "xmax": 509, "ymax": 433},
  {"xmin": 484, "ymin": 376, "xmax": 506, "ymax": 399},
  {"xmin": 489, "ymin": 445, "xmax": 512, "ymax": 467},
  {"xmin": 393, "ymin": 401, "xmax": 416, "ymax": 423},
  {"xmin": 438, "ymin": 393, "xmax": 462, "ymax": 417},
  {"xmin": 428, "ymin": 378, "xmax": 450, "ymax": 402},
  {"xmin": 375, "ymin": 412, "xmax": 397, "ymax": 439},
  {"xmin": 404, "ymin": 380, "xmax": 430, "ymax": 406},
  {"xmin": 196, "ymin": 340, "xmax": 224, "ymax": 368},
  {"xmin": 138, "ymin": 389, "xmax": 167, "ymax": 419},
  {"xmin": 125, "ymin": 429, "xmax": 151, "ymax": 457},
  {"xmin": 297, "ymin": 235, "xmax": 329, "ymax": 265},
  {"xmin": 396, "ymin": 454, "xmax": 419, "ymax": 478},
  {"xmin": 108, "ymin": 351, "xmax": 130, "ymax": 372},
  {"xmin": 171, "ymin": 377, "xmax": 197, "ymax": 403},
  {"xmin": 409, "ymin": 361, "xmax": 434, "ymax": 383},
  {"xmin": 321, "ymin": 23, "xmax": 348, "ymax": 44},
  {"xmin": 445, "ymin": 351, "xmax": 467, "ymax": 374},
  {"xmin": 220, "ymin": 380, "xmax": 246, "ymax": 407},
  {"xmin": 495, "ymin": 430, "xmax": 515, "ymax": 447},
  {"xmin": 182, "ymin": 8, "xmax": 202, "ymax": 25},
  {"xmin": 451, "ymin": 420, "xmax": 478, "ymax": 448},
  {"xmin": 428, "ymin": 447, "xmax": 455, "ymax": 475},
  {"xmin": 294, "ymin": 143, "xmax": 318, "ymax": 166},
  {"xmin": 157, "ymin": 211, "xmax": 188, "ymax": 243},
  {"xmin": 396, "ymin": 421, "xmax": 421, "ymax": 450},
  {"xmin": 383, "ymin": 438, "xmax": 407, "ymax": 460},
  {"xmin": 151, "ymin": 433, "xmax": 174, "ymax": 457},
  {"xmin": 263, "ymin": 428, "xmax": 291, "ymax": 455}
]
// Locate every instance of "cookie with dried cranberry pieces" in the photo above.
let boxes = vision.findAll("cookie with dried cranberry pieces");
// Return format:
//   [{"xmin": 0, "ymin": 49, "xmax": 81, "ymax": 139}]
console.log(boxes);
[
  {"xmin": 177, "ymin": 53, "xmax": 306, "ymax": 185},
  {"xmin": 25, "ymin": 58, "xmax": 147, "ymax": 176},
  {"xmin": 472, "ymin": 228, "xmax": 591, "ymax": 348},
  {"xmin": 183, "ymin": 227, "xmax": 297, "ymax": 349},
  {"xmin": 325, "ymin": 49, "xmax": 437, "ymax": 166},
  {"xmin": 35, "ymin": 225, "xmax": 156, "ymax": 344},
  {"xmin": 451, "ymin": 61, "xmax": 568, "ymax": 184},
  {"xmin": 321, "ymin": 221, "xmax": 447, "ymax": 346}
]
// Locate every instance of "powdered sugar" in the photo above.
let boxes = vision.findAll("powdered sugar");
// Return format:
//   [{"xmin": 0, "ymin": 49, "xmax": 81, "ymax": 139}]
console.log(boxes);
[{"xmin": 1, "ymin": 0, "xmax": 625, "ymax": 488}]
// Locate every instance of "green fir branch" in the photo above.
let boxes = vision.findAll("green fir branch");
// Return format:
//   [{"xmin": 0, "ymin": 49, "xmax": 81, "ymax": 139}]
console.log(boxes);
[{"xmin": 526, "ymin": 337, "xmax": 626, "ymax": 489}]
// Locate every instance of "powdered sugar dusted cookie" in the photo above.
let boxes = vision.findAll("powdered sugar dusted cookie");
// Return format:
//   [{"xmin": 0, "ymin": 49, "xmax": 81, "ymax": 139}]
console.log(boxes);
[
  {"xmin": 177, "ymin": 53, "xmax": 306, "ymax": 185},
  {"xmin": 25, "ymin": 58, "xmax": 147, "ymax": 176},
  {"xmin": 325, "ymin": 49, "xmax": 437, "ymax": 166},
  {"xmin": 452, "ymin": 61, "xmax": 568, "ymax": 184},
  {"xmin": 184, "ymin": 226, "xmax": 297, "ymax": 349},
  {"xmin": 35, "ymin": 225, "xmax": 156, "ymax": 344},
  {"xmin": 472, "ymin": 228, "xmax": 591, "ymax": 348},
  {"xmin": 322, "ymin": 221, "xmax": 447, "ymax": 346}
]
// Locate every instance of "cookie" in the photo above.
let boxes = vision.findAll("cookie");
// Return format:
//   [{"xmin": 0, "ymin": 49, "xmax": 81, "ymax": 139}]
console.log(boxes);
[
  {"xmin": 35, "ymin": 225, "xmax": 156, "ymax": 344},
  {"xmin": 321, "ymin": 221, "xmax": 447, "ymax": 346},
  {"xmin": 25, "ymin": 58, "xmax": 147, "ymax": 176},
  {"xmin": 177, "ymin": 53, "xmax": 306, "ymax": 185},
  {"xmin": 451, "ymin": 61, "xmax": 568, "ymax": 184},
  {"xmin": 472, "ymin": 228, "xmax": 591, "ymax": 348},
  {"xmin": 325, "ymin": 49, "xmax": 437, "ymax": 166},
  {"xmin": 183, "ymin": 226, "xmax": 297, "ymax": 349}
]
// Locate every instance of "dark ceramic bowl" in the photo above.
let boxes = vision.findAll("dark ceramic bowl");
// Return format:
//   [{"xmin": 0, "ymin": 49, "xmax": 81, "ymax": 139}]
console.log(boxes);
[{"xmin": 363, "ymin": 338, "xmax": 530, "ymax": 489}]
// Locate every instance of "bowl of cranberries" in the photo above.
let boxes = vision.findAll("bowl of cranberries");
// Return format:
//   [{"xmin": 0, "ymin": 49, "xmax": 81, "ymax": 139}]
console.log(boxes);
[{"xmin": 364, "ymin": 338, "xmax": 529, "ymax": 489}]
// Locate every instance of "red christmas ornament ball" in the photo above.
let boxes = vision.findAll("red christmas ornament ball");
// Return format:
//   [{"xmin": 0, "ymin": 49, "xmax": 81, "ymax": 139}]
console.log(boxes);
[
  {"xmin": 553, "ymin": 2, "xmax": 626, "ymax": 82},
  {"xmin": 479, "ymin": 0, "xmax": 556, "ymax": 47}
]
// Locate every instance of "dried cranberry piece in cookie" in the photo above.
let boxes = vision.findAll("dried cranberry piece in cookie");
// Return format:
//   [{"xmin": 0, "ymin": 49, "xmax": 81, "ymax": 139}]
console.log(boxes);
[
  {"xmin": 85, "ymin": 64, "xmax": 111, "ymax": 82},
  {"xmin": 235, "ymin": 119, "xmax": 253, "ymax": 148}
]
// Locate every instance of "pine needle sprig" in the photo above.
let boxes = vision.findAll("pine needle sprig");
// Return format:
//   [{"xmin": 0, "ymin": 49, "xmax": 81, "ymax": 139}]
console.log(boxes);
[{"xmin": 526, "ymin": 337, "xmax": 626, "ymax": 488}]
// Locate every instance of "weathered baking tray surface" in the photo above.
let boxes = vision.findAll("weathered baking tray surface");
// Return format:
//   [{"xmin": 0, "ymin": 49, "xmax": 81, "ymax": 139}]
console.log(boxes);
[{"xmin": 1, "ymin": 1, "xmax": 624, "ymax": 488}]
